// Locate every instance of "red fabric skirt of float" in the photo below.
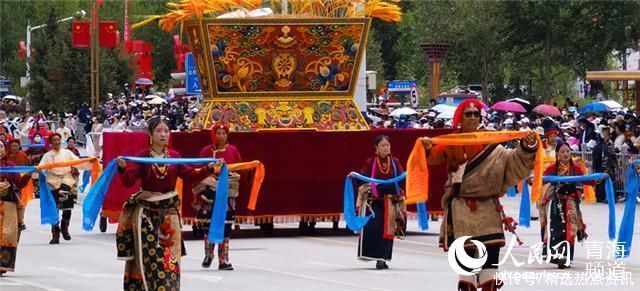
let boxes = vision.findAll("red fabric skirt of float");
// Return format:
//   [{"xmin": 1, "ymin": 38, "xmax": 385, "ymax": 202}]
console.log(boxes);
[{"xmin": 100, "ymin": 129, "xmax": 451, "ymax": 224}]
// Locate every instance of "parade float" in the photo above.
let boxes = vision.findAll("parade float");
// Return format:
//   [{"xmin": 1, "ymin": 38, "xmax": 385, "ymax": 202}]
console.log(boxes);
[{"xmin": 100, "ymin": 0, "xmax": 450, "ymax": 232}]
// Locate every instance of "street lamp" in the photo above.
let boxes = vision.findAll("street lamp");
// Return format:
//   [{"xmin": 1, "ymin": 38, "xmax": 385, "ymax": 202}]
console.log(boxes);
[{"xmin": 23, "ymin": 9, "xmax": 87, "ymax": 87}]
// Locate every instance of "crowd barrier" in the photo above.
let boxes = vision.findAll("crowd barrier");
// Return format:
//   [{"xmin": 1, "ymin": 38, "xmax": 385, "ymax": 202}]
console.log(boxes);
[{"xmin": 573, "ymin": 150, "xmax": 639, "ymax": 194}]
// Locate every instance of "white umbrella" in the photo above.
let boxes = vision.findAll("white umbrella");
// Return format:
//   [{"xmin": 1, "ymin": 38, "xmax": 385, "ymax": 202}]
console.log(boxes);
[
  {"xmin": 431, "ymin": 104, "xmax": 457, "ymax": 113},
  {"xmin": 144, "ymin": 94, "xmax": 160, "ymax": 100},
  {"xmin": 147, "ymin": 97, "xmax": 167, "ymax": 105},
  {"xmin": 389, "ymin": 107, "xmax": 418, "ymax": 117},
  {"xmin": 436, "ymin": 111, "xmax": 454, "ymax": 119},
  {"xmin": 3, "ymin": 95, "xmax": 18, "ymax": 101},
  {"xmin": 506, "ymin": 98, "xmax": 531, "ymax": 105},
  {"xmin": 598, "ymin": 100, "xmax": 623, "ymax": 110}
]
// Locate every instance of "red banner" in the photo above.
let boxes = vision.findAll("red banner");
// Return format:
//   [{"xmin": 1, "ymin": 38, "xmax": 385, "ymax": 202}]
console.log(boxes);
[
  {"xmin": 99, "ymin": 21, "xmax": 117, "ymax": 48},
  {"xmin": 72, "ymin": 22, "xmax": 90, "ymax": 48},
  {"xmin": 139, "ymin": 54, "xmax": 152, "ymax": 74}
]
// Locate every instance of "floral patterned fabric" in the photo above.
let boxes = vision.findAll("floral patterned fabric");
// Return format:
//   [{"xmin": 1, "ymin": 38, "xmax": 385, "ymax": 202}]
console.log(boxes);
[{"xmin": 117, "ymin": 191, "xmax": 183, "ymax": 291}]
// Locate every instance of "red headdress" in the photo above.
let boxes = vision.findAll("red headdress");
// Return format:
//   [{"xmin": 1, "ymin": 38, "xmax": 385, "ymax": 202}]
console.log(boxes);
[
  {"xmin": 210, "ymin": 123, "xmax": 230, "ymax": 144},
  {"xmin": 452, "ymin": 99, "xmax": 484, "ymax": 127},
  {"xmin": 545, "ymin": 128, "xmax": 559, "ymax": 137}
]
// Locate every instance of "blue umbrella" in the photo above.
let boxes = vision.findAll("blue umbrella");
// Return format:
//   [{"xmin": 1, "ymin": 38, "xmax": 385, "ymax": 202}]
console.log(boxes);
[
  {"xmin": 579, "ymin": 102, "xmax": 609, "ymax": 114},
  {"xmin": 135, "ymin": 77, "xmax": 153, "ymax": 85}
]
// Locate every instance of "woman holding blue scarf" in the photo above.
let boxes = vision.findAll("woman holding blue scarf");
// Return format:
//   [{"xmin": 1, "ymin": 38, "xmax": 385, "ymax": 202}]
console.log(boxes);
[
  {"xmin": 194, "ymin": 123, "xmax": 241, "ymax": 271},
  {"xmin": 115, "ymin": 117, "xmax": 219, "ymax": 291},
  {"xmin": 354, "ymin": 135, "xmax": 405, "ymax": 270},
  {"xmin": 0, "ymin": 141, "xmax": 32, "ymax": 276},
  {"xmin": 539, "ymin": 142, "xmax": 597, "ymax": 269}
]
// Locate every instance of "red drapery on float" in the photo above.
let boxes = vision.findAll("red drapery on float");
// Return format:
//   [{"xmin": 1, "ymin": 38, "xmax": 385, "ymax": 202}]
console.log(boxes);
[{"xmin": 100, "ymin": 129, "xmax": 450, "ymax": 224}]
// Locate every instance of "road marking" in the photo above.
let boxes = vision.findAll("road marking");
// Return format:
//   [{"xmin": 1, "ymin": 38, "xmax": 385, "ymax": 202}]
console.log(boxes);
[
  {"xmin": 183, "ymin": 273, "xmax": 223, "ymax": 283},
  {"xmin": 46, "ymin": 266, "xmax": 223, "ymax": 283},
  {"xmin": 25, "ymin": 221, "xmax": 640, "ymax": 276},
  {"xmin": 26, "ymin": 229, "xmax": 114, "ymax": 247},
  {"xmin": 305, "ymin": 261, "xmax": 347, "ymax": 268},
  {"xmin": 183, "ymin": 255, "xmax": 387, "ymax": 290},
  {"xmin": 236, "ymin": 263, "xmax": 389, "ymax": 291},
  {"xmin": 46, "ymin": 267, "xmax": 120, "ymax": 279},
  {"xmin": 0, "ymin": 281, "xmax": 23, "ymax": 286},
  {"xmin": 302, "ymin": 236, "xmax": 640, "ymax": 273},
  {"xmin": 304, "ymin": 236, "xmax": 446, "ymax": 256},
  {"xmin": 0, "ymin": 277, "xmax": 65, "ymax": 291}
]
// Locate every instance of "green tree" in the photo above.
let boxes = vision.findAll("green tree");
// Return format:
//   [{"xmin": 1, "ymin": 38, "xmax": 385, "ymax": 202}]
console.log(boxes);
[
  {"xmin": 366, "ymin": 29, "xmax": 386, "ymax": 86},
  {"xmin": 20, "ymin": 0, "xmax": 133, "ymax": 112}
]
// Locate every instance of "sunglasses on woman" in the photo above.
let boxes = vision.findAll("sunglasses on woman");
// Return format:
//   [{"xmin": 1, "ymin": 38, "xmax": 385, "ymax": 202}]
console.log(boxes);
[{"xmin": 464, "ymin": 111, "xmax": 481, "ymax": 118}]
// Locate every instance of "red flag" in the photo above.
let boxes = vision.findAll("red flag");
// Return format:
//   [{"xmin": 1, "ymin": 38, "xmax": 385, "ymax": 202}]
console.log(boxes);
[
  {"xmin": 72, "ymin": 22, "xmax": 90, "ymax": 48},
  {"xmin": 139, "ymin": 54, "xmax": 152, "ymax": 73},
  {"xmin": 99, "ymin": 21, "xmax": 117, "ymax": 48}
]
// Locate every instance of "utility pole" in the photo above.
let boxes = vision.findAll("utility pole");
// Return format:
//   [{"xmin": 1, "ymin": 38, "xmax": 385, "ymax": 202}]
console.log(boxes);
[
  {"xmin": 90, "ymin": 0, "xmax": 100, "ymax": 110},
  {"xmin": 24, "ymin": 11, "xmax": 86, "ymax": 87}
]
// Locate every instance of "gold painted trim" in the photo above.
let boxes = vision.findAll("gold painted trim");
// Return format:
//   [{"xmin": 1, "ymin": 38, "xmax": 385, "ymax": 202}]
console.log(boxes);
[
  {"xmin": 188, "ymin": 17, "xmax": 372, "ymax": 98},
  {"xmin": 197, "ymin": 18, "xmax": 215, "ymax": 126},
  {"xmin": 587, "ymin": 71, "xmax": 640, "ymax": 81}
]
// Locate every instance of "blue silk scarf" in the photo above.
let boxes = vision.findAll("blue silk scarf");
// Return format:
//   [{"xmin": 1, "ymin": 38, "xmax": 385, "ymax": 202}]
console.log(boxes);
[
  {"xmin": 0, "ymin": 166, "xmax": 57, "ymax": 225},
  {"xmin": 81, "ymin": 157, "xmax": 227, "ymax": 241},
  {"xmin": 519, "ymin": 173, "xmax": 615, "ymax": 240},
  {"xmin": 617, "ymin": 161, "xmax": 640, "ymax": 258}
]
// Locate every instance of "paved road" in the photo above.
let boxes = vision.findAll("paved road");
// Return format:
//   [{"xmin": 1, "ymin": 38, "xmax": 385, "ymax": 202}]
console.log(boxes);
[{"xmin": 1, "ymin": 196, "xmax": 639, "ymax": 290}]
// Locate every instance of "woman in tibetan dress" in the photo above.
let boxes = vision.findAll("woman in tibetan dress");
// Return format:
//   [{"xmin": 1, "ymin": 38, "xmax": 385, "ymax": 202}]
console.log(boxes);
[{"xmin": 115, "ymin": 117, "xmax": 217, "ymax": 291}]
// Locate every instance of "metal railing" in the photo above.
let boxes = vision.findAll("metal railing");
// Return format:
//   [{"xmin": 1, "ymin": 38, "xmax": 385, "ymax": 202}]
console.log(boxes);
[{"xmin": 572, "ymin": 150, "xmax": 638, "ymax": 194}]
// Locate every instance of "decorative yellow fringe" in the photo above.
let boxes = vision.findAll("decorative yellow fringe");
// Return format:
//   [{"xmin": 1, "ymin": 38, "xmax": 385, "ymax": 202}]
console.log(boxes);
[
  {"xmin": 133, "ymin": 0, "xmax": 403, "ymax": 31},
  {"xmin": 180, "ymin": 211, "xmax": 445, "ymax": 225}
]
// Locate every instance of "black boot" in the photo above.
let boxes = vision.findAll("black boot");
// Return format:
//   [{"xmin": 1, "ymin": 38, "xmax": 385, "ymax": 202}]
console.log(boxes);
[
  {"xmin": 375, "ymin": 260, "xmax": 389, "ymax": 270},
  {"xmin": 202, "ymin": 242, "xmax": 215, "ymax": 268},
  {"xmin": 218, "ymin": 263, "xmax": 234, "ymax": 270},
  {"xmin": 202, "ymin": 254, "xmax": 214, "ymax": 268},
  {"xmin": 61, "ymin": 219, "xmax": 71, "ymax": 241},
  {"xmin": 50, "ymin": 225, "xmax": 60, "ymax": 244}
]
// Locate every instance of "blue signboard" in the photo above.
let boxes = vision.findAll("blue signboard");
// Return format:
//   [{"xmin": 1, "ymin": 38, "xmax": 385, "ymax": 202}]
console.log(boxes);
[
  {"xmin": 387, "ymin": 80, "xmax": 417, "ymax": 92},
  {"xmin": 185, "ymin": 53, "xmax": 202, "ymax": 95}
]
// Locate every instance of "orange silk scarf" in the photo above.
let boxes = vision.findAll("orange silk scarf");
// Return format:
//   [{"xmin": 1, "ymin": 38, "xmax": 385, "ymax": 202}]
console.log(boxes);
[{"xmin": 406, "ymin": 131, "xmax": 544, "ymax": 205}]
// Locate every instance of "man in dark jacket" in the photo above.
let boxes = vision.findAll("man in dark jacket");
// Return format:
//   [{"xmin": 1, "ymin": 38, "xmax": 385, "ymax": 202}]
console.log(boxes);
[
  {"xmin": 578, "ymin": 117, "xmax": 597, "ymax": 150},
  {"xmin": 593, "ymin": 126, "xmax": 617, "ymax": 203}
]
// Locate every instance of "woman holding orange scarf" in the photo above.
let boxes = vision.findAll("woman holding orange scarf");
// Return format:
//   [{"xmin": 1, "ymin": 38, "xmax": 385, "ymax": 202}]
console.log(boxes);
[{"xmin": 421, "ymin": 99, "xmax": 538, "ymax": 291}]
